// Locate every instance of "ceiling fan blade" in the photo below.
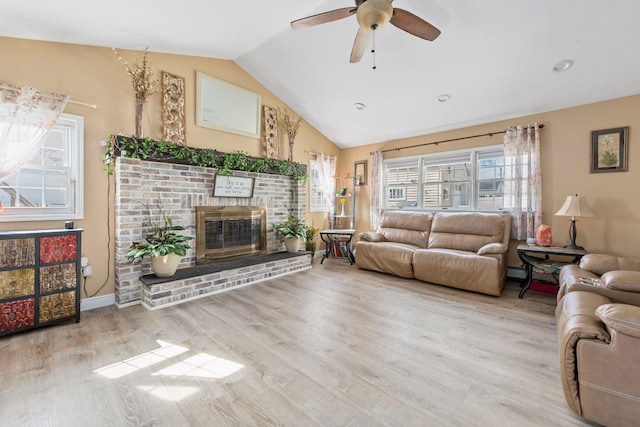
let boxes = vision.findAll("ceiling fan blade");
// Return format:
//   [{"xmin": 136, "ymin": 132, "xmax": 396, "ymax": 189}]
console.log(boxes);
[
  {"xmin": 390, "ymin": 8, "xmax": 441, "ymax": 41},
  {"xmin": 291, "ymin": 7, "xmax": 357, "ymax": 30},
  {"xmin": 350, "ymin": 27, "xmax": 372, "ymax": 63}
]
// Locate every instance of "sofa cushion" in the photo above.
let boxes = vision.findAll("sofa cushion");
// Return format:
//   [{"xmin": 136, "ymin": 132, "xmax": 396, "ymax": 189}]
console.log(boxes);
[
  {"xmin": 378, "ymin": 211, "xmax": 433, "ymax": 248},
  {"xmin": 413, "ymin": 248, "xmax": 504, "ymax": 296},
  {"xmin": 428, "ymin": 212, "xmax": 505, "ymax": 252},
  {"xmin": 355, "ymin": 241, "xmax": 417, "ymax": 279},
  {"xmin": 580, "ymin": 254, "xmax": 640, "ymax": 276},
  {"xmin": 602, "ymin": 270, "xmax": 640, "ymax": 292}
]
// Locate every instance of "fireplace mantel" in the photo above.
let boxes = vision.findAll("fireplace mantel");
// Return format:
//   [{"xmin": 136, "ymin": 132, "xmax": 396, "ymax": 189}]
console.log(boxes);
[{"xmin": 106, "ymin": 135, "xmax": 307, "ymax": 180}]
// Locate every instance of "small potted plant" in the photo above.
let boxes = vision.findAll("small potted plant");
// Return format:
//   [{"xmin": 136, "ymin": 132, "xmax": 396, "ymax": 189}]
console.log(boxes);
[
  {"xmin": 273, "ymin": 215, "xmax": 306, "ymax": 253},
  {"xmin": 126, "ymin": 201, "xmax": 193, "ymax": 277},
  {"xmin": 305, "ymin": 223, "xmax": 319, "ymax": 260}
]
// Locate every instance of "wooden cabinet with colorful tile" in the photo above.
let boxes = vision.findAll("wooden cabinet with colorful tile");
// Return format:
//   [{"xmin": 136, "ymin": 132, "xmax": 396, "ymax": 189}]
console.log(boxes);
[{"xmin": 0, "ymin": 229, "xmax": 82, "ymax": 336}]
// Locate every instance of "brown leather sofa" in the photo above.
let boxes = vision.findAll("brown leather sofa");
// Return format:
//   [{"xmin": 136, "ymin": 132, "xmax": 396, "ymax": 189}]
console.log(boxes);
[
  {"xmin": 556, "ymin": 254, "xmax": 640, "ymax": 427},
  {"xmin": 355, "ymin": 210, "xmax": 511, "ymax": 296}
]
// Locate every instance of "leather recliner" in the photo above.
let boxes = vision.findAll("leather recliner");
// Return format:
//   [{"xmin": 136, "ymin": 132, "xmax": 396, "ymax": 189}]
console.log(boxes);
[{"xmin": 556, "ymin": 254, "xmax": 640, "ymax": 427}]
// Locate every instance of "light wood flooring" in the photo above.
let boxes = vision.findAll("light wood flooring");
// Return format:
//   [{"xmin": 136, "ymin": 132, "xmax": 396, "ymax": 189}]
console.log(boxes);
[{"xmin": 0, "ymin": 262, "xmax": 597, "ymax": 427}]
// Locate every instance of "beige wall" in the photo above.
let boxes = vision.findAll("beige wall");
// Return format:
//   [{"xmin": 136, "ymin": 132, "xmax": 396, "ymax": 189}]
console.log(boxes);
[
  {"xmin": 0, "ymin": 37, "xmax": 340, "ymax": 298},
  {"xmin": 2, "ymin": 36, "xmax": 638, "ymax": 295},
  {"xmin": 340, "ymin": 95, "xmax": 640, "ymax": 264}
]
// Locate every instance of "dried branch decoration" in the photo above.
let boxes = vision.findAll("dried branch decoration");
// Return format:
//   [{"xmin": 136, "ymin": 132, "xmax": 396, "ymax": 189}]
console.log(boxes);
[
  {"xmin": 277, "ymin": 108, "xmax": 303, "ymax": 162},
  {"xmin": 113, "ymin": 48, "xmax": 160, "ymax": 137},
  {"xmin": 112, "ymin": 48, "xmax": 159, "ymax": 101}
]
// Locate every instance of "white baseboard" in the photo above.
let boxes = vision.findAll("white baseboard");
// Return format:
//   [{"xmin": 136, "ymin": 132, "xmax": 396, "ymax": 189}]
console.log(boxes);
[{"xmin": 81, "ymin": 293, "xmax": 115, "ymax": 311}]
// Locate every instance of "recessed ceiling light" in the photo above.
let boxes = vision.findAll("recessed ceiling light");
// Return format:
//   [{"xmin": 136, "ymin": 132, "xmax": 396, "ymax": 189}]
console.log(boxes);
[
  {"xmin": 354, "ymin": 102, "xmax": 366, "ymax": 110},
  {"xmin": 437, "ymin": 94, "xmax": 451, "ymax": 103},
  {"xmin": 553, "ymin": 59, "xmax": 574, "ymax": 72}
]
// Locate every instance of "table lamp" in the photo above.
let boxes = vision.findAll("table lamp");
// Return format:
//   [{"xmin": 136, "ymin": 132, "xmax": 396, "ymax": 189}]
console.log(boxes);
[{"xmin": 554, "ymin": 195, "xmax": 595, "ymax": 249}]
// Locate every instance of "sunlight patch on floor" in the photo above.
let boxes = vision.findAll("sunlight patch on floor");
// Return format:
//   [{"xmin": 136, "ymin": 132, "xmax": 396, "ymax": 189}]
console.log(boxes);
[
  {"xmin": 137, "ymin": 385, "xmax": 200, "ymax": 401},
  {"xmin": 152, "ymin": 352, "xmax": 244, "ymax": 379},
  {"xmin": 94, "ymin": 340, "xmax": 244, "ymax": 383}
]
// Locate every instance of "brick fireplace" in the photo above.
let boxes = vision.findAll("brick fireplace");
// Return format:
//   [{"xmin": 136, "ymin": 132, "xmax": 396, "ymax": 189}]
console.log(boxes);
[{"xmin": 114, "ymin": 157, "xmax": 309, "ymax": 309}]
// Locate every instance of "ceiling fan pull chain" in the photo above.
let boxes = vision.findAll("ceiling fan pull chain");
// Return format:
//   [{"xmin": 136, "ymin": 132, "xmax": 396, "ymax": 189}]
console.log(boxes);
[{"xmin": 372, "ymin": 29, "xmax": 377, "ymax": 70}]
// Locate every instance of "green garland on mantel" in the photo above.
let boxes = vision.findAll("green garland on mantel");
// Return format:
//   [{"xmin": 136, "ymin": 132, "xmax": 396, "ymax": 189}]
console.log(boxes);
[{"xmin": 102, "ymin": 135, "xmax": 307, "ymax": 182}]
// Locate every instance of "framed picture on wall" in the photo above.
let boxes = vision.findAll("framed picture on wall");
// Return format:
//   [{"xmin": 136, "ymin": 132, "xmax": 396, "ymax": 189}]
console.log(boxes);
[
  {"xmin": 590, "ymin": 126, "xmax": 629, "ymax": 173},
  {"xmin": 196, "ymin": 71, "xmax": 261, "ymax": 139}
]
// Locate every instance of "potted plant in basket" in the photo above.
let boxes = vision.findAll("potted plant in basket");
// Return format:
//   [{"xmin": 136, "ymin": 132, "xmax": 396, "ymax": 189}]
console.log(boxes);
[
  {"xmin": 126, "ymin": 202, "xmax": 193, "ymax": 277},
  {"xmin": 273, "ymin": 215, "xmax": 306, "ymax": 253}
]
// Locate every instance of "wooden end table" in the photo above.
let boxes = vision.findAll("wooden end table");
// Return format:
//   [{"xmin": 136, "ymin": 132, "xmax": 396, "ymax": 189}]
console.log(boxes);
[{"xmin": 517, "ymin": 244, "xmax": 588, "ymax": 298}]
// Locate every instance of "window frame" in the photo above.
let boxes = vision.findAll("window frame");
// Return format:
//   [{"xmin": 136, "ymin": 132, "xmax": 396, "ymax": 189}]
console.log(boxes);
[
  {"xmin": 382, "ymin": 145, "xmax": 504, "ymax": 212},
  {"xmin": 0, "ymin": 113, "xmax": 84, "ymax": 222}
]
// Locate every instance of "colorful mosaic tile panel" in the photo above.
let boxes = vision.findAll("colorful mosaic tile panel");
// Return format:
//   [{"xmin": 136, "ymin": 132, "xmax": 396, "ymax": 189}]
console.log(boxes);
[
  {"xmin": 0, "ymin": 298, "xmax": 35, "ymax": 332},
  {"xmin": 0, "ymin": 269, "xmax": 35, "ymax": 299},
  {"xmin": 0, "ymin": 238, "xmax": 35, "ymax": 268},
  {"xmin": 40, "ymin": 264, "xmax": 76, "ymax": 293},
  {"xmin": 40, "ymin": 235, "xmax": 77, "ymax": 264},
  {"xmin": 39, "ymin": 291, "xmax": 76, "ymax": 323}
]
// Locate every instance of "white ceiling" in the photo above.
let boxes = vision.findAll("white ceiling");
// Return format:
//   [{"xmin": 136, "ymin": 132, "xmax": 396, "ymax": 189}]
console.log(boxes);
[{"xmin": 2, "ymin": 0, "xmax": 640, "ymax": 148}]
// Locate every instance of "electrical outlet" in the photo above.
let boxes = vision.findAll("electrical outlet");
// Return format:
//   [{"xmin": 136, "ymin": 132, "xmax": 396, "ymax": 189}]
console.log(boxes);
[
  {"xmin": 83, "ymin": 265, "xmax": 92, "ymax": 277},
  {"xmin": 81, "ymin": 257, "xmax": 89, "ymax": 267}
]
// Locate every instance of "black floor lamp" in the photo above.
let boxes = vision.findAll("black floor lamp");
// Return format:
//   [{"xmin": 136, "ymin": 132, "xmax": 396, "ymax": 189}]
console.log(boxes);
[{"xmin": 555, "ymin": 194, "xmax": 595, "ymax": 250}]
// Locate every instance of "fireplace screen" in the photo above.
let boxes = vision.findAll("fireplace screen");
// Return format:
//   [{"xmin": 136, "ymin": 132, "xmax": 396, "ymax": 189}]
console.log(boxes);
[{"xmin": 196, "ymin": 206, "xmax": 266, "ymax": 262}]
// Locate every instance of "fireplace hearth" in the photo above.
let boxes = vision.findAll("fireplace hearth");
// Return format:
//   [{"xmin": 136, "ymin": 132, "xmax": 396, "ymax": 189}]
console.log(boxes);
[{"xmin": 196, "ymin": 206, "xmax": 266, "ymax": 263}]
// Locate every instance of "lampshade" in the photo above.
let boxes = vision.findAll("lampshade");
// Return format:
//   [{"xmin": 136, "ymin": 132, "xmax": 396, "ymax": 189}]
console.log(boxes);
[{"xmin": 555, "ymin": 195, "xmax": 595, "ymax": 218}]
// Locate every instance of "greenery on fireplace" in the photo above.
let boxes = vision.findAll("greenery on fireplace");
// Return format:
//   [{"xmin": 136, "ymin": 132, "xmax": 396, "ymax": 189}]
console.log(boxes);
[{"xmin": 102, "ymin": 135, "xmax": 307, "ymax": 182}]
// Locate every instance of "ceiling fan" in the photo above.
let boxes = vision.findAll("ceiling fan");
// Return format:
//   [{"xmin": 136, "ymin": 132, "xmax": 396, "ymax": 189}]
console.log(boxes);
[{"xmin": 291, "ymin": 0, "xmax": 441, "ymax": 63}]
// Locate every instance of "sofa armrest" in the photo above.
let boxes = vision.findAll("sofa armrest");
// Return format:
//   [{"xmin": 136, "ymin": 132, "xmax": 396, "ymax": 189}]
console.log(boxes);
[
  {"xmin": 477, "ymin": 242, "xmax": 508, "ymax": 255},
  {"xmin": 580, "ymin": 254, "xmax": 640, "ymax": 276},
  {"xmin": 597, "ymin": 303, "xmax": 640, "ymax": 338},
  {"xmin": 601, "ymin": 270, "xmax": 640, "ymax": 293},
  {"xmin": 359, "ymin": 232, "xmax": 386, "ymax": 242},
  {"xmin": 556, "ymin": 291, "xmax": 612, "ymax": 415}
]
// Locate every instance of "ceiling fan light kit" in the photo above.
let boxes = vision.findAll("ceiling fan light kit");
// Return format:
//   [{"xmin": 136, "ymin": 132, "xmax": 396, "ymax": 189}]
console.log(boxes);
[
  {"xmin": 290, "ymin": 0, "xmax": 441, "ymax": 64},
  {"xmin": 357, "ymin": 0, "xmax": 393, "ymax": 30}
]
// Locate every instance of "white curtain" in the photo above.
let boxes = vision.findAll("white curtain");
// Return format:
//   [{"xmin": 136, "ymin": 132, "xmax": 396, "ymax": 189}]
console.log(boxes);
[
  {"xmin": 315, "ymin": 153, "xmax": 336, "ymax": 228},
  {"xmin": 370, "ymin": 150, "xmax": 383, "ymax": 230},
  {"xmin": 0, "ymin": 83, "xmax": 69, "ymax": 181},
  {"xmin": 503, "ymin": 124, "xmax": 542, "ymax": 240}
]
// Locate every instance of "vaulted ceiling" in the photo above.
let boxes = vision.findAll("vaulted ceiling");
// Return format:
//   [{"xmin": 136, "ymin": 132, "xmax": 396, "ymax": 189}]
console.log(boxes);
[{"xmin": 2, "ymin": 0, "xmax": 640, "ymax": 148}]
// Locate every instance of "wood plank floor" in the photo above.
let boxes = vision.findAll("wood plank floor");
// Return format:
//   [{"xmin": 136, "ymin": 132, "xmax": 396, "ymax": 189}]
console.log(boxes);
[{"xmin": 0, "ymin": 262, "xmax": 597, "ymax": 427}]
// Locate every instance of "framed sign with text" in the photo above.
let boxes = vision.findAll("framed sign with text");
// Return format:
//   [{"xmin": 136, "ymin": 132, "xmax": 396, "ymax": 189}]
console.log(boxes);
[{"xmin": 213, "ymin": 176, "xmax": 255, "ymax": 198}]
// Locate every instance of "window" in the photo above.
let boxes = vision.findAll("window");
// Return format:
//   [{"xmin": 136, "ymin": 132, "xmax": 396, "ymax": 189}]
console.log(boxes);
[
  {"xmin": 309, "ymin": 159, "xmax": 328, "ymax": 212},
  {"xmin": 384, "ymin": 160, "xmax": 419, "ymax": 209},
  {"xmin": 383, "ymin": 145, "xmax": 504, "ymax": 211},
  {"xmin": 0, "ymin": 113, "xmax": 84, "ymax": 222}
]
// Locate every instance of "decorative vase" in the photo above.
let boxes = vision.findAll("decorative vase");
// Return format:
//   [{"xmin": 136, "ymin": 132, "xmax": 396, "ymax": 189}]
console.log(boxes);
[
  {"xmin": 135, "ymin": 97, "xmax": 145, "ymax": 138},
  {"xmin": 288, "ymin": 135, "xmax": 295, "ymax": 162},
  {"xmin": 151, "ymin": 253, "xmax": 180, "ymax": 277},
  {"xmin": 340, "ymin": 203, "xmax": 345, "ymax": 216},
  {"xmin": 284, "ymin": 237, "xmax": 301, "ymax": 253},
  {"xmin": 535, "ymin": 224, "xmax": 553, "ymax": 247}
]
